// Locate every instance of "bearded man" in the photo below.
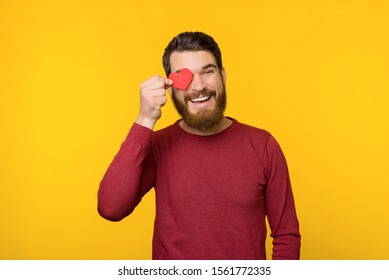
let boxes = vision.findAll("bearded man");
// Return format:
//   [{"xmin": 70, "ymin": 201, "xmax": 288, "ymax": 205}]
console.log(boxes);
[{"xmin": 98, "ymin": 31, "xmax": 301, "ymax": 260}]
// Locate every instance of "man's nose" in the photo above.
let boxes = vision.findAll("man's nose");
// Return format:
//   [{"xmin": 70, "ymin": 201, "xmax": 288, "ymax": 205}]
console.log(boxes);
[{"xmin": 189, "ymin": 74, "xmax": 206, "ymax": 92}]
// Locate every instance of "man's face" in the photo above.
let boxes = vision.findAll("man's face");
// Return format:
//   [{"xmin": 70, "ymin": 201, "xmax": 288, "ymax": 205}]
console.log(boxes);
[{"xmin": 169, "ymin": 50, "xmax": 227, "ymax": 131}]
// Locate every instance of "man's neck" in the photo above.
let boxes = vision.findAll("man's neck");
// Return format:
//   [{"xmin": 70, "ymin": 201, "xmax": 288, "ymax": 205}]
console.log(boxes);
[{"xmin": 179, "ymin": 117, "xmax": 233, "ymax": 136}]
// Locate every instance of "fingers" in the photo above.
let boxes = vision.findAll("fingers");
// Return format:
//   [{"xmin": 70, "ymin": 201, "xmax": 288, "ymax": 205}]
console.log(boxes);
[
  {"xmin": 140, "ymin": 75, "xmax": 172, "ymax": 107},
  {"xmin": 140, "ymin": 75, "xmax": 173, "ymax": 92},
  {"xmin": 137, "ymin": 75, "xmax": 172, "ymax": 125},
  {"xmin": 152, "ymin": 96, "xmax": 168, "ymax": 110}
]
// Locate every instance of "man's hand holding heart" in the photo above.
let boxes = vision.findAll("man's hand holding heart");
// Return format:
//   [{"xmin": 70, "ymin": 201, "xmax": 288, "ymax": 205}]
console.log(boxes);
[{"xmin": 136, "ymin": 69, "xmax": 193, "ymax": 130}]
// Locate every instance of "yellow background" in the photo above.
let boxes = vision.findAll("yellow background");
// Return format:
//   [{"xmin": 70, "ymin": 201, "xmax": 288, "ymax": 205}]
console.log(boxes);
[{"xmin": 1, "ymin": 0, "xmax": 388, "ymax": 259}]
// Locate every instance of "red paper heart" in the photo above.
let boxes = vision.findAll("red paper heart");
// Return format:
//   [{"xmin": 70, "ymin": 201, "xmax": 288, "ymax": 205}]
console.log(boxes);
[{"xmin": 168, "ymin": 68, "xmax": 193, "ymax": 90}]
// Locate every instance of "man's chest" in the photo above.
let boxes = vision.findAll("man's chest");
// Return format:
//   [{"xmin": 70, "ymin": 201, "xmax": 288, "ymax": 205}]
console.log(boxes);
[{"xmin": 154, "ymin": 141, "xmax": 267, "ymax": 212}]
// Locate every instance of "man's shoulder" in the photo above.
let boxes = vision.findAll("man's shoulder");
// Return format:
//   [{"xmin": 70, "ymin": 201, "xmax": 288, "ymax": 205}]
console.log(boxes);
[
  {"xmin": 150, "ymin": 121, "xmax": 179, "ymax": 146},
  {"xmin": 153, "ymin": 121, "xmax": 177, "ymax": 136},
  {"xmin": 234, "ymin": 120, "xmax": 286, "ymax": 161},
  {"xmin": 234, "ymin": 119, "xmax": 272, "ymax": 142}
]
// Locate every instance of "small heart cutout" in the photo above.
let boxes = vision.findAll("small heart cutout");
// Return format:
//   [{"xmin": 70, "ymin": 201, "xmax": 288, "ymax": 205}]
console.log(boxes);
[{"xmin": 168, "ymin": 68, "xmax": 193, "ymax": 90}]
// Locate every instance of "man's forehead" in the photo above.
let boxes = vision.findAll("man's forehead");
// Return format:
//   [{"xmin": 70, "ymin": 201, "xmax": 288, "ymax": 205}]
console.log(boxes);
[{"xmin": 170, "ymin": 50, "xmax": 217, "ymax": 72}]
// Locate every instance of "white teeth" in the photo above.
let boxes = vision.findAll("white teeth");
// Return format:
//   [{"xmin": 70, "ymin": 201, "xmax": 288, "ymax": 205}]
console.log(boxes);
[{"xmin": 191, "ymin": 96, "xmax": 210, "ymax": 103}]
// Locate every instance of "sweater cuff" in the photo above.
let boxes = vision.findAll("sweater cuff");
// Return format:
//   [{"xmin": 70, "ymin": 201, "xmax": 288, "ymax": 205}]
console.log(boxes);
[{"xmin": 125, "ymin": 122, "xmax": 153, "ymax": 146}]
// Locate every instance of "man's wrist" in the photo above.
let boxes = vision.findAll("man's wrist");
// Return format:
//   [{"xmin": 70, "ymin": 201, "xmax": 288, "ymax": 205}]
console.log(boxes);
[{"xmin": 135, "ymin": 114, "xmax": 157, "ymax": 130}]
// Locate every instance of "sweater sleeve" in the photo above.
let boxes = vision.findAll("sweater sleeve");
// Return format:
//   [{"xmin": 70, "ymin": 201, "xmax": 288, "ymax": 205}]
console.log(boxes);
[
  {"xmin": 264, "ymin": 135, "xmax": 301, "ymax": 259},
  {"xmin": 98, "ymin": 123, "xmax": 156, "ymax": 221}
]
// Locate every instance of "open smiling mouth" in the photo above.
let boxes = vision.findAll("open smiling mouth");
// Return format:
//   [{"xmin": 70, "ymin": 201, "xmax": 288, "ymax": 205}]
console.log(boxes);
[{"xmin": 190, "ymin": 96, "xmax": 212, "ymax": 103}]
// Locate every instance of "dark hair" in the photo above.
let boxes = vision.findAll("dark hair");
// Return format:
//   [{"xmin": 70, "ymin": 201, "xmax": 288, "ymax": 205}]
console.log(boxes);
[{"xmin": 162, "ymin": 31, "xmax": 223, "ymax": 76}]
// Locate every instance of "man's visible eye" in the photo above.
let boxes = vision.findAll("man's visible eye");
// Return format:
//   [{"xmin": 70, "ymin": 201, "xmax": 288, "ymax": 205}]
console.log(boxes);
[{"xmin": 204, "ymin": 69, "xmax": 215, "ymax": 75}]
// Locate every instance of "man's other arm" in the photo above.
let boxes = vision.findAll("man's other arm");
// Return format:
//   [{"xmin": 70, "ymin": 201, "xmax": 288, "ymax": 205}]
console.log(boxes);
[{"xmin": 264, "ymin": 135, "xmax": 301, "ymax": 259}]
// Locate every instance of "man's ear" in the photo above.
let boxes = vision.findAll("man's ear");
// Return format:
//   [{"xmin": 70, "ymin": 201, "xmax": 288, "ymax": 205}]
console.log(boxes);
[{"xmin": 221, "ymin": 68, "xmax": 227, "ymax": 84}]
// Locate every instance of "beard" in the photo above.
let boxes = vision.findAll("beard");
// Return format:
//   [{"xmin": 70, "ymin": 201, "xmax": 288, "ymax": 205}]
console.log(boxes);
[{"xmin": 171, "ymin": 85, "xmax": 227, "ymax": 131}]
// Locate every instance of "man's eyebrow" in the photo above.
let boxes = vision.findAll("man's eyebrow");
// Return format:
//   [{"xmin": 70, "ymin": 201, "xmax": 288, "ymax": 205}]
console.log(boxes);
[
  {"xmin": 174, "ymin": 63, "xmax": 217, "ymax": 73},
  {"xmin": 202, "ymin": 63, "xmax": 218, "ymax": 70}
]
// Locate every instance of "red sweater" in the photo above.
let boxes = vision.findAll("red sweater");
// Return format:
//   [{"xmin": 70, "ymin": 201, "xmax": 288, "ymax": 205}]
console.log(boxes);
[{"xmin": 98, "ymin": 118, "xmax": 300, "ymax": 259}]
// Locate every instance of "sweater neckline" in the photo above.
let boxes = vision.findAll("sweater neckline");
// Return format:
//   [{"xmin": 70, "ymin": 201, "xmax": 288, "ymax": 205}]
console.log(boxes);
[{"xmin": 172, "ymin": 117, "xmax": 239, "ymax": 141}]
